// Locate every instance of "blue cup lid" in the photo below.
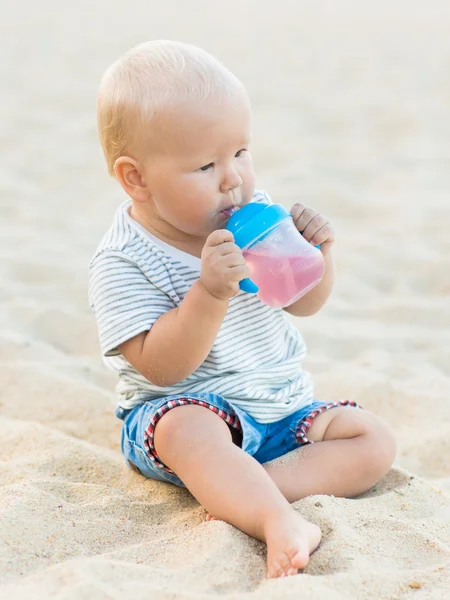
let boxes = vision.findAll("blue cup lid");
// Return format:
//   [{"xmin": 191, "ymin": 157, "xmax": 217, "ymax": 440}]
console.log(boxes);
[{"xmin": 226, "ymin": 202, "xmax": 290, "ymax": 249}]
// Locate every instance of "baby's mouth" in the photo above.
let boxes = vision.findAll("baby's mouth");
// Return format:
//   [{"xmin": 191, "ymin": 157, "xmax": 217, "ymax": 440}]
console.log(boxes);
[{"xmin": 220, "ymin": 206, "xmax": 238, "ymax": 218}]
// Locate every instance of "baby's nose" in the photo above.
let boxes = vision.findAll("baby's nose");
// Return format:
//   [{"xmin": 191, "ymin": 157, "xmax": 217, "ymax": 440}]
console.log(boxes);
[{"xmin": 221, "ymin": 168, "xmax": 242, "ymax": 192}]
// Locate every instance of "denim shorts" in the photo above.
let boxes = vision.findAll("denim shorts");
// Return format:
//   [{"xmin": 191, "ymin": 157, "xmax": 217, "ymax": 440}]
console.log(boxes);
[{"xmin": 118, "ymin": 393, "xmax": 359, "ymax": 487}]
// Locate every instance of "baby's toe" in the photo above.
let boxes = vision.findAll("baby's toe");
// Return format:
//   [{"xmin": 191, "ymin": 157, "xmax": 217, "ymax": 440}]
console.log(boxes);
[
  {"xmin": 205, "ymin": 513, "xmax": 219, "ymax": 522},
  {"xmin": 288, "ymin": 545, "xmax": 309, "ymax": 571},
  {"xmin": 268, "ymin": 552, "xmax": 294, "ymax": 578}
]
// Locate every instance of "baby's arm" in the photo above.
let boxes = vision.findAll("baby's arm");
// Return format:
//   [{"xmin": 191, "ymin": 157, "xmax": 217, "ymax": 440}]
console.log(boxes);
[
  {"xmin": 283, "ymin": 202, "xmax": 336, "ymax": 317},
  {"xmin": 118, "ymin": 230, "xmax": 250, "ymax": 386},
  {"xmin": 119, "ymin": 280, "xmax": 227, "ymax": 386}
]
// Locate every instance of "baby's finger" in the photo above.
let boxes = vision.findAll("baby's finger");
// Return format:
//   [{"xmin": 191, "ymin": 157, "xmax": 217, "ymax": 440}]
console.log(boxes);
[
  {"xmin": 292, "ymin": 206, "xmax": 319, "ymax": 234},
  {"xmin": 299, "ymin": 214, "xmax": 327, "ymax": 242},
  {"xmin": 215, "ymin": 242, "xmax": 243, "ymax": 257},
  {"xmin": 309, "ymin": 222, "xmax": 335, "ymax": 247},
  {"xmin": 290, "ymin": 203, "xmax": 307, "ymax": 222},
  {"xmin": 229, "ymin": 264, "xmax": 251, "ymax": 282},
  {"xmin": 222, "ymin": 252, "xmax": 247, "ymax": 268},
  {"xmin": 205, "ymin": 229, "xmax": 234, "ymax": 247}
]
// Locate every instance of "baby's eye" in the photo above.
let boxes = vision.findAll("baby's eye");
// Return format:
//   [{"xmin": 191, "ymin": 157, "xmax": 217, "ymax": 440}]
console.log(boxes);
[
  {"xmin": 235, "ymin": 149, "xmax": 247, "ymax": 158},
  {"xmin": 199, "ymin": 162, "xmax": 214, "ymax": 172}
]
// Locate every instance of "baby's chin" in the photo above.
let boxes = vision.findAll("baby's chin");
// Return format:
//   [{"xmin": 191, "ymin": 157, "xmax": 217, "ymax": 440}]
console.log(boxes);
[{"xmin": 211, "ymin": 215, "xmax": 234, "ymax": 233}]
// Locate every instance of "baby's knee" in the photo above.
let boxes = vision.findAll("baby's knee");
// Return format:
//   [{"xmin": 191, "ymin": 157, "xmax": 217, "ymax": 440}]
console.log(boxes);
[
  {"xmin": 154, "ymin": 404, "xmax": 232, "ymax": 464},
  {"xmin": 362, "ymin": 417, "xmax": 397, "ymax": 477}
]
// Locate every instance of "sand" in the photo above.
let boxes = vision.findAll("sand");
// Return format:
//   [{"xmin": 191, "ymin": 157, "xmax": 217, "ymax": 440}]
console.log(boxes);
[{"xmin": 1, "ymin": 1, "xmax": 449, "ymax": 598}]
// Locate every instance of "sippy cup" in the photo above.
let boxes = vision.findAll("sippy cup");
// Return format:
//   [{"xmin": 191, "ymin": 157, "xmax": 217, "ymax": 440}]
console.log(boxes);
[{"xmin": 226, "ymin": 202, "xmax": 325, "ymax": 308}]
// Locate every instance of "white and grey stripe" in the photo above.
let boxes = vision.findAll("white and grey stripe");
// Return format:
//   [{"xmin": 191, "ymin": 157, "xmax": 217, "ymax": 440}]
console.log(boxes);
[{"xmin": 89, "ymin": 190, "xmax": 314, "ymax": 423}]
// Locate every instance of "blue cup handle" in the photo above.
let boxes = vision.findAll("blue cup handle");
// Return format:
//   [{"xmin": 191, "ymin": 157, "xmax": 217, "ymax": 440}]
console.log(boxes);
[{"xmin": 239, "ymin": 278, "xmax": 259, "ymax": 293}]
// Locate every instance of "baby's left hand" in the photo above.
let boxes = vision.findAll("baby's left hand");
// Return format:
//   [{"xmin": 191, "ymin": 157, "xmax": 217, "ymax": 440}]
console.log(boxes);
[{"xmin": 290, "ymin": 203, "xmax": 335, "ymax": 248}]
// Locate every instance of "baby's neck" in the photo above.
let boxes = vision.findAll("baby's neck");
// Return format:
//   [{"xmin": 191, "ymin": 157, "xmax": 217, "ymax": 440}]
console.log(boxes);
[{"xmin": 128, "ymin": 204, "xmax": 205, "ymax": 258}]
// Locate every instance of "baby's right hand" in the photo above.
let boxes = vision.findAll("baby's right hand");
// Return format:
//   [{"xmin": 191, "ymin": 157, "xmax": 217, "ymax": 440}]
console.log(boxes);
[{"xmin": 200, "ymin": 230, "xmax": 251, "ymax": 301}]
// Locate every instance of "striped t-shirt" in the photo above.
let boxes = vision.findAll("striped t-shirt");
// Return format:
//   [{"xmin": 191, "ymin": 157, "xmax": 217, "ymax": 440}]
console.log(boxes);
[{"xmin": 88, "ymin": 190, "xmax": 314, "ymax": 423}]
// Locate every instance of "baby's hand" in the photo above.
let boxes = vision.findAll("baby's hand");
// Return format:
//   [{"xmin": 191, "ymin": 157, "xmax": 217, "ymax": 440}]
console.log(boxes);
[
  {"xmin": 200, "ymin": 230, "xmax": 251, "ymax": 301},
  {"xmin": 290, "ymin": 203, "xmax": 335, "ymax": 248}
]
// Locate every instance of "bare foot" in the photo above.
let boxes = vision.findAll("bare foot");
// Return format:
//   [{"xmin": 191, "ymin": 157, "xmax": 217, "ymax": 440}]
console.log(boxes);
[
  {"xmin": 264, "ymin": 509, "xmax": 321, "ymax": 578},
  {"xmin": 206, "ymin": 507, "xmax": 321, "ymax": 577}
]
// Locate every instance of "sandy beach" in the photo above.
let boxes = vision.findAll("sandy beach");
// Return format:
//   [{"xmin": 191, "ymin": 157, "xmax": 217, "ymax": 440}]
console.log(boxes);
[{"xmin": 1, "ymin": 1, "xmax": 449, "ymax": 598}]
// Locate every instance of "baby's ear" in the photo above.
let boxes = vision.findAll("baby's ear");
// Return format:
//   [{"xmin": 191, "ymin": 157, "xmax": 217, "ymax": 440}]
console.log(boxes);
[{"xmin": 114, "ymin": 156, "xmax": 149, "ymax": 203}]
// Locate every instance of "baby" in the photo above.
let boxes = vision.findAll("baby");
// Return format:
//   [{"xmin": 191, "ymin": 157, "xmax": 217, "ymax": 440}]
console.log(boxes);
[{"xmin": 89, "ymin": 40, "xmax": 396, "ymax": 578}]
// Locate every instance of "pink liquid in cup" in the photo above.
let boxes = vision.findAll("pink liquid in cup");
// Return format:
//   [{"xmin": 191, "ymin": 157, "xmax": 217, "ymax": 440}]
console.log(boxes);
[{"xmin": 243, "ymin": 247, "xmax": 325, "ymax": 308}]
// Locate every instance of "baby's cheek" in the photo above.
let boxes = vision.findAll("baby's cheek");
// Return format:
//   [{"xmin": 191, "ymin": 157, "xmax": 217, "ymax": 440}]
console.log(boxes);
[
  {"xmin": 242, "ymin": 173, "xmax": 255, "ymax": 202},
  {"xmin": 245, "ymin": 186, "xmax": 256, "ymax": 205},
  {"xmin": 245, "ymin": 162, "xmax": 256, "ymax": 197}
]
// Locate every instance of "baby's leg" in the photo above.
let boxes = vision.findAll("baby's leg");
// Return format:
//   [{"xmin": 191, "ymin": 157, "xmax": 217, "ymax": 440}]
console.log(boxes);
[
  {"xmin": 263, "ymin": 407, "xmax": 397, "ymax": 503},
  {"xmin": 153, "ymin": 404, "xmax": 321, "ymax": 578}
]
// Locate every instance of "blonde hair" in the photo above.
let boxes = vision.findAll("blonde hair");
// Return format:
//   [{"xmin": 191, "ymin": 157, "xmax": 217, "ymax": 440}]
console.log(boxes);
[{"xmin": 97, "ymin": 40, "xmax": 245, "ymax": 176}]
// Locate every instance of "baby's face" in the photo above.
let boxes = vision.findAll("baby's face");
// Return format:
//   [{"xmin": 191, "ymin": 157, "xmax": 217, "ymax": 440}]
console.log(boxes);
[{"xmin": 140, "ymin": 92, "xmax": 255, "ymax": 243}]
